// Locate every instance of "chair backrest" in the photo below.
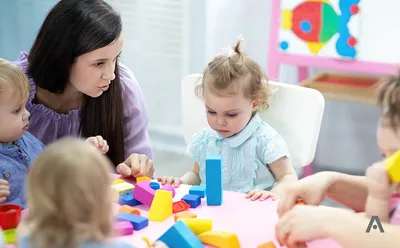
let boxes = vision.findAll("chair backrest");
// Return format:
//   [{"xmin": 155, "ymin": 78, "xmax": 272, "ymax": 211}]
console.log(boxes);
[{"xmin": 181, "ymin": 74, "xmax": 325, "ymax": 168}]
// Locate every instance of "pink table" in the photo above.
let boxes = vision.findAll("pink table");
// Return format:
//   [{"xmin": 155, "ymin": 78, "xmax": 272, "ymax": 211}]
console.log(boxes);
[{"xmin": 113, "ymin": 183, "xmax": 342, "ymax": 248}]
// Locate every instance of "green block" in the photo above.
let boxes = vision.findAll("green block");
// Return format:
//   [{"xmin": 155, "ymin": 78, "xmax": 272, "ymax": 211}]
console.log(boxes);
[
  {"xmin": 320, "ymin": 2, "xmax": 339, "ymax": 42},
  {"xmin": 4, "ymin": 228, "xmax": 16, "ymax": 244}
]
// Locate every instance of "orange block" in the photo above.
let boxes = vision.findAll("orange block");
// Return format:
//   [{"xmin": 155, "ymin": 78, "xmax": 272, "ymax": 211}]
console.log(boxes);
[
  {"xmin": 257, "ymin": 241, "xmax": 276, "ymax": 248},
  {"xmin": 118, "ymin": 205, "xmax": 140, "ymax": 216},
  {"xmin": 174, "ymin": 211, "xmax": 197, "ymax": 222}
]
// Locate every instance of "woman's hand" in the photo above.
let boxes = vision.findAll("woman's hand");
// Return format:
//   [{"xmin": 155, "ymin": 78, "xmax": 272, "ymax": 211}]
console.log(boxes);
[{"xmin": 117, "ymin": 154, "xmax": 155, "ymax": 178}]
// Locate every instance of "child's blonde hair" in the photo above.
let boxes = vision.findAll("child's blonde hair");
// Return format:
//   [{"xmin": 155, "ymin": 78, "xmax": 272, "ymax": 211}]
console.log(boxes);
[
  {"xmin": 195, "ymin": 38, "xmax": 271, "ymax": 110},
  {"xmin": 377, "ymin": 75, "xmax": 400, "ymax": 132},
  {"xmin": 26, "ymin": 138, "xmax": 114, "ymax": 248},
  {"xmin": 0, "ymin": 58, "xmax": 30, "ymax": 99}
]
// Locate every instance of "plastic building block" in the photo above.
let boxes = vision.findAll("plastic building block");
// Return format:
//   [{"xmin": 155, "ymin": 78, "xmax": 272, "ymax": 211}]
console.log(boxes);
[
  {"xmin": 148, "ymin": 190, "xmax": 173, "ymax": 222},
  {"xmin": 137, "ymin": 176, "xmax": 152, "ymax": 183},
  {"xmin": 173, "ymin": 200, "xmax": 190, "ymax": 214},
  {"xmin": 197, "ymin": 230, "xmax": 240, "ymax": 248},
  {"xmin": 174, "ymin": 211, "xmax": 197, "ymax": 222},
  {"xmin": 150, "ymin": 181, "xmax": 161, "ymax": 190},
  {"xmin": 111, "ymin": 182, "xmax": 134, "ymax": 201},
  {"xmin": 257, "ymin": 241, "xmax": 277, "ymax": 248},
  {"xmin": 118, "ymin": 205, "xmax": 141, "ymax": 216},
  {"xmin": 133, "ymin": 180, "xmax": 156, "ymax": 207},
  {"xmin": 161, "ymin": 184, "xmax": 176, "ymax": 198},
  {"xmin": 179, "ymin": 218, "xmax": 212, "ymax": 235},
  {"xmin": 116, "ymin": 212, "xmax": 148, "ymax": 230},
  {"xmin": 189, "ymin": 186, "xmax": 206, "ymax": 198},
  {"xmin": 384, "ymin": 150, "xmax": 400, "ymax": 183},
  {"xmin": 119, "ymin": 193, "xmax": 142, "ymax": 206},
  {"xmin": 182, "ymin": 194, "xmax": 201, "ymax": 208},
  {"xmin": 112, "ymin": 221, "xmax": 134, "ymax": 237},
  {"xmin": 112, "ymin": 178, "xmax": 125, "ymax": 185},
  {"xmin": 157, "ymin": 220, "xmax": 204, "ymax": 248},
  {"xmin": 205, "ymin": 155, "xmax": 223, "ymax": 206},
  {"xmin": 3, "ymin": 228, "xmax": 15, "ymax": 244},
  {"xmin": 0, "ymin": 204, "xmax": 21, "ymax": 230}
]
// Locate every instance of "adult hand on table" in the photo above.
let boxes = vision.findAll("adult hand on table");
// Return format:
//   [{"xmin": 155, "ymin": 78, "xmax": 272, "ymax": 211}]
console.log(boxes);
[
  {"xmin": 116, "ymin": 154, "xmax": 155, "ymax": 178},
  {"xmin": 277, "ymin": 172, "xmax": 333, "ymax": 217}
]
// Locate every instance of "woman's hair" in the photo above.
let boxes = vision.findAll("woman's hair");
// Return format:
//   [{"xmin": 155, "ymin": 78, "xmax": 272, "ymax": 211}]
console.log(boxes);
[
  {"xmin": 377, "ymin": 75, "xmax": 400, "ymax": 132},
  {"xmin": 27, "ymin": 0, "xmax": 125, "ymax": 166},
  {"xmin": 0, "ymin": 58, "xmax": 30, "ymax": 99},
  {"xmin": 26, "ymin": 137, "xmax": 114, "ymax": 248},
  {"xmin": 195, "ymin": 38, "xmax": 271, "ymax": 110}
]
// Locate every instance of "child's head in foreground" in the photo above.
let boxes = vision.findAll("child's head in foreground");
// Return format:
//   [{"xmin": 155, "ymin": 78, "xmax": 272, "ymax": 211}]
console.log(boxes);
[
  {"xmin": 25, "ymin": 137, "xmax": 113, "ymax": 248},
  {"xmin": 377, "ymin": 76, "xmax": 400, "ymax": 159},
  {"xmin": 0, "ymin": 58, "xmax": 30, "ymax": 145},
  {"xmin": 196, "ymin": 38, "xmax": 271, "ymax": 138}
]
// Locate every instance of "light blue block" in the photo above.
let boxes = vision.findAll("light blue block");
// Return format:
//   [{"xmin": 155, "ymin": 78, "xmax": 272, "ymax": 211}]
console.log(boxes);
[
  {"xmin": 205, "ymin": 154, "xmax": 223, "ymax": 205},
  {"xmin": 189, "ymin": 185, "xmax": 206, "ymax": 198},
  {"xmin": 158, "ymin": 220, "xmax": 204, "ymax": 248}
]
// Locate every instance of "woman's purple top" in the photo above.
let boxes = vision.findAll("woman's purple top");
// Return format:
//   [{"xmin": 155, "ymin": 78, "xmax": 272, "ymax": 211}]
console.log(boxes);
[{"xmin": 14, "ymin": 52, "xmax": 152, "ymax": 161}]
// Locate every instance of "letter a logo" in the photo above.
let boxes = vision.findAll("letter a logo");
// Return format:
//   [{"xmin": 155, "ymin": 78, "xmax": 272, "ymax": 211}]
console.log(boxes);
[{"xmin": 365, "ymin": 216, "xmax": 385, "ymax": 233}]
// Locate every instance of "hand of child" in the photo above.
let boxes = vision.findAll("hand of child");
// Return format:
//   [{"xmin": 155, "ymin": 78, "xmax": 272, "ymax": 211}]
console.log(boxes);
[
  {"xmin": 157, "ymin": 176, "xmax": 183, "ymax": 188},
  {"xmin": 85, "ymin": 135, "xmax": 109, "ymax": 154},
  {"xmin": 366, "ymin": 162, "xmax": 392, "ymax": 199},
  {"xmin": 245, "ymin": 189, "xmax": 278, "ymax": 201},
  {"xmin": 0, "ymin": 179, "xmax": 10, "ymax": 203},
  {"xmin": 276, "ymin": 205, "xmax": 352, "ymax": 247}
]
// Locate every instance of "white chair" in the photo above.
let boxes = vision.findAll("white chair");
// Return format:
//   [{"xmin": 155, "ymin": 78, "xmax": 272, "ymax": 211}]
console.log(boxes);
[{"xmin": 181, "ymin": 74, "xmax": 325, "ymax": 174}]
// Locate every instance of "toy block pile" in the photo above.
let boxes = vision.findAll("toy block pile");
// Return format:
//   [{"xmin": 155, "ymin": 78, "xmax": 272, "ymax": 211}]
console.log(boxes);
[
  {"xmin": 112, "ymin": 154, "xmax": 234, "ymax": 247},
  {"xmin": 0, "ymin": 204, "xmax": 22, "ymax": 244}
]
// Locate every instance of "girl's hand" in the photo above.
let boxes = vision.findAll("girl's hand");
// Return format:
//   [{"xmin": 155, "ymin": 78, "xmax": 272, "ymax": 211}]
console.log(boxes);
[
  {"xmin": 366, "ymin": 162, "xmax": 392, "ymax": 199},
  {"xmin": 85, "ymin": 135, "xmax": 109, "ymax": 154},
  {"xmin": 0, "ymin": 179, "xmax": 10, "ymax": 203},
  {"xmin": 245, "ymin": 190, "xmax": 278, "ymax": 201},
  {"xmin": 157, "ymin": 176, "xmax": 183, "ymax": 188},
  {"xmin": 276, "ymin": 205, "xmax": 350, "ymax": 247}
]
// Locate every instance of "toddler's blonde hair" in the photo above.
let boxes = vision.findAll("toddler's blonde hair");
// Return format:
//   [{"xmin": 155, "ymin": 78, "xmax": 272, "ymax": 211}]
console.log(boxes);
[
  {"xmin": 195, "ymin": 38, "xmax": 271, "ymax": 110},
  {"xmin": 0, "ymin": 58, "xmax": 30, "ymax": 99},
  {"xmin": 26, "ymin": 137, "xmax": 114, "ymax": 248},
  {"xmin": 376, "ymin": 75, "xmax": 400, "ymax": 132}
]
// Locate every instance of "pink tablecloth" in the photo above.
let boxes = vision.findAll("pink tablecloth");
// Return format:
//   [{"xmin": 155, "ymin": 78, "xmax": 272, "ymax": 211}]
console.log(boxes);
[
  {"xmin": 6, "ymin": 175, "xmax": 342, "ymax": 248},
  {"xmin": 112, "ymin": 180, "xmax": 342, "ymax": 248}
]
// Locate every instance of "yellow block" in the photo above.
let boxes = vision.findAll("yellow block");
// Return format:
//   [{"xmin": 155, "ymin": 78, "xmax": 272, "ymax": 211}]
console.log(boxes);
[
  {"xmin": 384, "ymin": 150, "xmax": 400, "ymax": 183},
  {"xmin": 111, "ymin": 182, "xmax": 134, "ymax": 202},
  {"xmin": 179, "ymin": 218, "xmax": 212, "ymax": 235},
  {"xmin": 174, "ymin": 211, "xmax": 197, "ymax": 222},
  {"xmin": 281, "ymin": 10, "xmax": 292, "ymax": 30},
  {"xmin": 197, "ymin": 230, "xmax": 240, "ymax": 248},
  {"xmin": 112, "ymin": 178, "xmax": 125, "ymax": 185},
  {"xmin": 148, "ymin": 190, "xmax": 172, "ymax": 222},
  {"xmin": 137, "ymin": 176, "xmax": 151, "ymax": 183}
]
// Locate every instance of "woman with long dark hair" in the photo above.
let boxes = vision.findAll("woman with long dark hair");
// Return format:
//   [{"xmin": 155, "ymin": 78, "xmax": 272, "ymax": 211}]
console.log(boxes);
[{"xmin": 14, "ymin": 0, "xmax": 154, "ymax": 178}]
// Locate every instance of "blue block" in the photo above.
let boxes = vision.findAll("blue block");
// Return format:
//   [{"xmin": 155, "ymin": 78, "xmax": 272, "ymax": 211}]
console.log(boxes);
[
  {"xmin": 150, "ymin": 181, "xmax": 161, "ymax": 190},
  {"xmin": 119, "ymin": 193, "xmax": 142, "ymax": 206},
  {"xmin": 182, "ymin": 194, "xmax": 201, "ymax": 208},
  {"xmin": 189, "ymin": 185, "xmax": 206, "ymax": 198},
  {"xmin": 205, "ymin": 154, "xmax": 223, "ymax": 205},
  {"xmin": 158, "ymin": 220, "xmax": 203, "ymax": 248},
  {"xmin": 116, "ymin": 212, "xmax": 148, "ymax": 230}
]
